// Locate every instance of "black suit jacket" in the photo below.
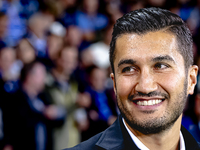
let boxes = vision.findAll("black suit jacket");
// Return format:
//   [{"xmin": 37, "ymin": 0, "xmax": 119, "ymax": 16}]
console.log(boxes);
[{"xmin": 65, "ymin": 115, "xmax": 200, "ymax": 150}]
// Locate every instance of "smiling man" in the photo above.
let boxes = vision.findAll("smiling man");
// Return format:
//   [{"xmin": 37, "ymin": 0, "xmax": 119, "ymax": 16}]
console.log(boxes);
[{"xmin": 65, "ymin": 7, "xmax": 200, "ymax": 150}]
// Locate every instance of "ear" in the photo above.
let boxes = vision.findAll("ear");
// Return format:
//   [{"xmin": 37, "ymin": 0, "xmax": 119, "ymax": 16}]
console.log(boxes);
[
  {"xmin": 187, "ymin": 65, "xmax": 198, "ymax": 95},
  {"xmin": 110, "ymin": 73, "xmax": 116, "ymax": 94}
]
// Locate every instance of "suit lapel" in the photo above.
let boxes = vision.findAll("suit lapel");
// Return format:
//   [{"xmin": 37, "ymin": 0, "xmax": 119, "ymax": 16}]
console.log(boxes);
[
  {"xmin": 95, "ymin": 115, "xmax": 140, "ymax": 150},
  {"xmin": 181, "ymin": 125, "xmax": 200, "ymax": 150},
  {"xmin": 119, "ymin": 116, "xmax": 140, "ymax": 150}
]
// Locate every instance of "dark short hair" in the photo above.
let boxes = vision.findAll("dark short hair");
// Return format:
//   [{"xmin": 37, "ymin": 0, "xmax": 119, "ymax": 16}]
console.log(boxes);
[{"xmin": 109, "ymin": 7, "xmax": 193, "ymax": 73}]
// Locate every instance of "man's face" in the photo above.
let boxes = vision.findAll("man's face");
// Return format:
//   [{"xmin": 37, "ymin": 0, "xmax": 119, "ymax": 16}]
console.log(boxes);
[
  {"xmin": 30, "ymin": 63, "xmax": 47, "ymax": 93},
  {"xmin": 111, "ymin": 31, "xmax": 197, "ymax": 134},
  {"xmin": 60, "ymin": 48, "xmax": 78, "ymax": 75},
  {"xmin": 90, "ymin": 68, "xmax": 107, "ymax": 91}
]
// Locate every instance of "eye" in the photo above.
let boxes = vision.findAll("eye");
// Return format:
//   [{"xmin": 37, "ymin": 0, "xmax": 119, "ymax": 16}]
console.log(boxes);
[
  {"xmin": 122, "ymin": 66, "xmax": 136, "ymax": 73},
  {"xmin": 154, "ymin": 63, "xmax": 170, "ymax": 70}
]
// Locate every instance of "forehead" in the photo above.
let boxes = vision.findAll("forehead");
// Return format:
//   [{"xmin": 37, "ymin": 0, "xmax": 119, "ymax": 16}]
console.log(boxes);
[
  {"xmin": 61, "ymin": 48, "xmax": 78, "ymax": 57},
  {"xmin": 91, "ymin": 68, "xmax": 106, "ymax": 76},
  {"xmin": 114, "ymin": 31, "xmax": 183, "ymax": 65},
  {"xmin": 32, "ymin": 63, "xmax": 46, "ymax": 74}
]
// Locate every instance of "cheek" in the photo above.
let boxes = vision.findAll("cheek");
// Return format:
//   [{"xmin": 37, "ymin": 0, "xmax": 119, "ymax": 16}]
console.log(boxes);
[
  {"xmin": 116, "ymin": 76, "xmax": 135, "ymax": 99},
  {"xmin": 156, "ymin": 73, "xmax": 186, "ymax": 94}
]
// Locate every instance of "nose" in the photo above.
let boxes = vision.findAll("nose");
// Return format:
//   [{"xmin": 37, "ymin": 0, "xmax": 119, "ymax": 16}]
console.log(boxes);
[{"xmin": 135, "ymin": 68, "xmax": 157, "ymax": 94}]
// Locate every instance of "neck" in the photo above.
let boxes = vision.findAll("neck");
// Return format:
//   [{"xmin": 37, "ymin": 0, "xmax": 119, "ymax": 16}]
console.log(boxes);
[{"xmin": 125, "ymin": 115, "xmax": 182, "ymax": 150}]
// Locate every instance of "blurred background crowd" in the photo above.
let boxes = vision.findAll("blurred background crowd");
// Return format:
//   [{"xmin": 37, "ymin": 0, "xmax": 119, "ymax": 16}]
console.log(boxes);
[{"xmin": 0, "ymin": 0, "xmax": 200, "ymax": 149}]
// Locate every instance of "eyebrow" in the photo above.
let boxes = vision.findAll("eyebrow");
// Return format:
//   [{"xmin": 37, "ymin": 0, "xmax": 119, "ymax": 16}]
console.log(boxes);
[
  {"xmin": 117, "ymin": 55, "xmax": 175, "ymax": 68},
  {"xmin": 118, "ymin": 59, "xmax": 136, "ymax": 67},
  {"xmin": 151, "ymin": 55, "xmax": 175, "ymax": 64}
]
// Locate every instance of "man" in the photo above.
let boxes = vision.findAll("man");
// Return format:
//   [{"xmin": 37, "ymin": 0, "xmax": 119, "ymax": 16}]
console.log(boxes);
[
  {"xmin": 44, "ymin": 46, "xmax": 88, "ymax": 149},
  {"xmin": 2, "ymin": 61, "xmax": 64, "ymax": 150},
  {"xmin": 65, "ymin": 7, "xmax": 200, "ymax": 150}
]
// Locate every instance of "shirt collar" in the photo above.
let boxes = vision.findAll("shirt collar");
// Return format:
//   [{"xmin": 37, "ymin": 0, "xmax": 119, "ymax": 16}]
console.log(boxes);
[
  {"xmin": 180, "ymin": 130, "xmax": 185, "ymax": 150},
  {"xmin": 122, "ymin": 118, "xmax": 185, "ymax": 150}
]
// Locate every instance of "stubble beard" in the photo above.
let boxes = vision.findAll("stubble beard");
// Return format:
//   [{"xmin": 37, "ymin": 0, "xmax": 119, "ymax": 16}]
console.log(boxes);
[{"xmin": 116, "ymin": 80, "xmax": 188, "ymax": 135}]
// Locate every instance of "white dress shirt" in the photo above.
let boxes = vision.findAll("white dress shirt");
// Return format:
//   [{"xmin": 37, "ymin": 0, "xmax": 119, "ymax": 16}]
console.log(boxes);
[{"xmin": 122, "ymin": 118, "xmax": 185, "ymax": 150}]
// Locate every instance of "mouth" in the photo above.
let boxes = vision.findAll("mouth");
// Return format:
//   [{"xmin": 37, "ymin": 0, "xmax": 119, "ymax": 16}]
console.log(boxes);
[{"xmin": 133, "ymin": 99, "xmax": 165, "ymax": 106}]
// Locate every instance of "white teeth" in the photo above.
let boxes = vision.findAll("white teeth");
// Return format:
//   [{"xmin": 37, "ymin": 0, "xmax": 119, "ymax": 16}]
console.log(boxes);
[
  {"xmin": 144, "ymin": 101, "xmax": 147, "ymax": 105},
  {"xmin": 138, "ymin": 101, "xmax": 142, "ymax": 105},
  {"xmin": 152, "ymin": 100, "xmax": 155, "ymax": 105},
  {"xmin": 148, "ymin": 100, "xmax": 152, "ymax": 105},
  {"xmin": 136, "ymin": 99, "xmax": 162, "ymax": 106}
]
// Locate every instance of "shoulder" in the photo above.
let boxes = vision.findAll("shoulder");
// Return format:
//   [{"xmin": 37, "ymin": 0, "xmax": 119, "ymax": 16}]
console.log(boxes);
[
  {"xmin": 64, "ymin": 115, "xmax": 130, "ymax": 150},
  {"xmin": 64, "ymin": 132, "xmax": 103, "ymax": 150},
  {"xmin": 181, "ymin": 125, "xmax": 200, "ymax": 150}
]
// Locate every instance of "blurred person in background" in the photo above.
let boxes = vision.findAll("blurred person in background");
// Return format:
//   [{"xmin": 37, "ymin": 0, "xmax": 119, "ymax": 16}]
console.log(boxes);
[
  {"xmin": 11, "ymin": 38, "xmax": 37, "ymax": 85},
  {"xmin": 0, "ymin": 0, "xmax": 39, "ymax": 46},
  {"xmin": 184, "ymin": 5, "xmax": 200, "ymax": 37},
  {"xmin": 26, "ymin": 12, "xmax": 54, "ymax": 59},
  {"xmin": 169, "ymin": 0, "xmax": 196, "ymax": 24},
  {"xmin": 75, "ymin": 0, "xmax": 108, "ymax": 47},
  {"xmin": 81, "ymin": 65, "xmax": 118, "ymax": 141},
  {"xmin": 25, "ymin": 0, "xmax": 60, "ymax": 60},
  {"xmin": 0, "ymin": 47, "xmax": 19, "ymax": 94},
  {"xmin": 0, "ymin": 12, "xmax": 8, "ymax": 49},
  {"xmin": 104, "ymin": 0, "xmax": 123, "ymax": 23},
  {"xmin": 82, "ymin": 23, "xmax": 113, "ymax": 69},
  {"xmin": 73, "ymin": 46, "xmax": 94, "ymax": 93},
  {"xmin": 74, "ymin": 23, "xmax": 114, "ymax": 92},
  {"xmin": 2, "ymin": 61, "xmax": 65, "ymax": 150},
  {"xmin": 0, "ymin": 47, "xmax": 16, "ymax": 80},
  {"xmin": 187, "ymin": 0, "xmax": 200, "ymax": 52},
  {"xmin": 56, "ymin": 0, "xmax": 77, "ymax": 15},
  {"xmin": 65, "ymin": 25, "xmax": 83, "ymax": 51},
  {"xmin": 44, "ymin": 46, "xmax": 89, "ymax": 149},
  {"xmin": 57, "ymin": 0, "xmax": 78, "ymax": 27},
  {"xmin": 0, "ymin": 47, "xmax": 18, "ymax": 148},
  {"xmin": 45, "ymin": 21, "xmax": 66, "ymax": 70},
  {"xmin": 16, "ymin": 38, "xmax": 36, "ymax": 65}
]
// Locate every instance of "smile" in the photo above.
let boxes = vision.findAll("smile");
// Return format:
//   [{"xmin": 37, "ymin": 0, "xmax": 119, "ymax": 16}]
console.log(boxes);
[{"xmin": 136, "ymin": 99, "xmax": 164, "ymax": 106}]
